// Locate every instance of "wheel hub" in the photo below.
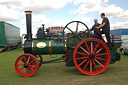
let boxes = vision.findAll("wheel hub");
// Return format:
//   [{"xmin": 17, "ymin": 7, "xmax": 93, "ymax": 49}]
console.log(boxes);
[
  {"xmin": 74, "ymin": 32, "xmax": 78, "ymax": 37},
  {"xmin": 89, "ymin": 53, "xmax": 95, "ymax": 60},
  {"xmin": 24, "ymin": 63, "xmax": 28, "ymax": 68}
]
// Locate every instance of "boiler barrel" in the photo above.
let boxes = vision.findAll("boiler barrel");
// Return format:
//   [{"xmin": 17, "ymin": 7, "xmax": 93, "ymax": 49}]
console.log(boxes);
[{"xmin": 31, "ymin": 40, "xmax": 67, "ymax": 55}]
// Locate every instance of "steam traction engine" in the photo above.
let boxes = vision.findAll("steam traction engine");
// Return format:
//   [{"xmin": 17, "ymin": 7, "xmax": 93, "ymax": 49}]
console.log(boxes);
[{"xmin": 15, "ymin": 11, "xmax": 121, "ymax": 77}]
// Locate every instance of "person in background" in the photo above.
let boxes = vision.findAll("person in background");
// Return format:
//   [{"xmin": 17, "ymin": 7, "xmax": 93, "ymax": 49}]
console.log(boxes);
[
  {"xmin": 96, "ymin": 13, "xmax": 112, "ymax": 49},
  {"xmin": 90, "ymin": 19, "xmax": 101, "ymax": 39}
]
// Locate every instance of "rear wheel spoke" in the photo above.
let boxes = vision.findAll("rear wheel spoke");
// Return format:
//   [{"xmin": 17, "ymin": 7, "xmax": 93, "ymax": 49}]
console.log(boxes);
[
  {"xmin": 84, "ymin": 42, "xmax": 90, "ymax": 53},
  {"xmin": 80, "ymin": 46, "xmax": 89, "ymax": 54},
  {"xmin": 78, "ymin": 59, "xmax": 88, "ymax": 66},
  {"xmin": 96, "ymin": 53, "xmax": 107, "ymax": 56},
  {"xmin": 93, "ymin": 43, "xmax": 99, "ymax": 52},
  {"xmin": 93, "ymin": 60, "xmax": 97, "ymax": 71},
  {"xmin": 95, "ymin": 57, "xmax": 106, "ymax": 61},
  {"xmin": 96, "ymin": 47, "xmax": 103, "ymax": 54},
  {"xmin": 91, "ymin": 42, "xmax": 93, "ymax": 53},
  {"xmin": 94, "ymin": 59, "xmax": 104, "ymax": 67},
  {"xmin": 76, "ymin": 57, "xmax": 88, "ymax": 60},
  {"xmin": 84, "ymin": 60, "xmax": 90, "ymax": 70},
  {"xmin": 76, "ymin": 52, "xmax": 87, "ymax": 56},
  {"xmin": 90, "ymin": 61, "xmax": 92, "ymax": 72}
]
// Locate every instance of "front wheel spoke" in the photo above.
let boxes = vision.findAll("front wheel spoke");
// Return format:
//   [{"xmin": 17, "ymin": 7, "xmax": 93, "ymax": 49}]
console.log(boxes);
[
  {"xmin": 83, "ymin": 60, "xmax": 90, "ymax": 70},
  {"xmin": 23, "ymin": 56, "xmax": 26, "ymax": 62},
  {"xmin": 76, "ymin": 57, "xmax": 88, "ymax": 60},
  {"xmin": 27, "ymin": 57, "xmax": 31, "ymax": 63},
  {"xmin": 27, "ymin": 68, "xmax": 30, "ymax": 74},
  {"xmin": 29, "ymin": 65, "xmax": 36, "ymax": 67},
  {"xmin": 80, "ymin": 46, "xmax": 89, "ymax": 54},
  {"xmin": 93, "ymin": 60, "xmax": 97, "ymax": 71},
  {"xmin": 96, "ymin": 47, "xmax": 103, "ymax": 54},
  {"xmin": 76, "ymin": 52, "xmax": 87, "ymax": 56},
  {"xmin": 93, "ymin": 43, "xmax": 100, "ymax": 52},
  {"xmin": 23, "ymin": 68, "xmax": 26, "ymax": 74},
  {"xmin": 18, "ymin": 64, "xmax": 24, "ymax": 66},
  {"xmin": 90, "ymin": 61, "xmax": 92, "ymax": 72},
  {"xmin": 96, "ymin": 53, "xmax": 107, "ymax": 56},
  {"xmin": 30, "ymin": 68, "xmax": 34, "ymax": 71},
  {"xmin": 78, "ymin": 59, "xmax": 88, "ymax": 66},
  {"xmin": 20, "ymin": 60, "xmax": 25, "ymax": 64},
  {"xmin": 94, "ymin": 59, "xmax": 104, "ymax": 67},
  {"xmin": 19, "ymin": 67, "xmax": 24, "ymax": 71},
  {"xmin": 95, "ymin": 57, "xmax": 106, "ymax": 61},
  {"xmin": 29, "ymin": 60, "xmax": 35, "ymax": 64}
]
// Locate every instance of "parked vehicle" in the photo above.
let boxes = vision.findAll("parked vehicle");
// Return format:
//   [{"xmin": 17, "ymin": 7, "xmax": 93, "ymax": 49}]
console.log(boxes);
[
  {"xmin": 110, "ymin": 28, "xmax": 128, "ymax": 40},
  {"xmin": 120, "ymin": 39, "xmax": 128, "ymax": 55},
  {"xmin": 0, "ymin": 21, "xmax": 21, "ymax": 52}
]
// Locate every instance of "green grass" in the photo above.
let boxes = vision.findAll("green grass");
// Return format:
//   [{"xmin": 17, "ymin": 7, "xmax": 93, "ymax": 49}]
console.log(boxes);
[{"xmin": 0, "ymin": 48, "xmax": 128, "ymax": 85}]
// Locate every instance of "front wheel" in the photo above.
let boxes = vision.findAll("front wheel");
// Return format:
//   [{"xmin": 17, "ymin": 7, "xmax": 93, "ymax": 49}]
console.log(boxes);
[
  {"xmin": 73, "ymin": 38, "xmax": 111, "ymax": 75},
  {"xmin": 15, "ymin": 54, "xmax": 38, "ymax": 77}
]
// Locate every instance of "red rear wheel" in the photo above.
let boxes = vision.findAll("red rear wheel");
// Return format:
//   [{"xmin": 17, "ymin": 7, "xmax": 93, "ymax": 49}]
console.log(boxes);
[
  {"xmin": 73, "ymin": 38, "xmax": 111, "ymax": 75},
  {"xmin": 15, "ymin": 54, "xmax": 38, "ymax": 77}
]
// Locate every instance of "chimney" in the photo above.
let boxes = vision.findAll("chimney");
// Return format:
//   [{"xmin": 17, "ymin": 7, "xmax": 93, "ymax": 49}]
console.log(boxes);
[{"xmin": 25, "ymin": 11, "xmax": 32, "ymax": 40}]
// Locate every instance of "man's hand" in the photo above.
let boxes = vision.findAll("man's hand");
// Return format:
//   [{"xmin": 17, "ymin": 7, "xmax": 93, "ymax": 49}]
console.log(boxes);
[{"xmin": 96, "ymin": 27, "xmax": 100, "ymax": 29}]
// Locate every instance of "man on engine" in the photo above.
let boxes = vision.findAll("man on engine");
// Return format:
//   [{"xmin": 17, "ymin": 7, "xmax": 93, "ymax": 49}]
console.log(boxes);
[
  {"xmin": 90, "ymin": 19, "xmax": 101, "ymax": 39},
  {"xmin": 96, "ymin": 13, "xmax": 112, "ymax": 49}
]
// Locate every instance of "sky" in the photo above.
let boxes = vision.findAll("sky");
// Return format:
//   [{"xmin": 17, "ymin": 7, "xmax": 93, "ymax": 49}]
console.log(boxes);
[{"xmin": 0, "ymin": 0, "xmax": 128, "ymax": 35}]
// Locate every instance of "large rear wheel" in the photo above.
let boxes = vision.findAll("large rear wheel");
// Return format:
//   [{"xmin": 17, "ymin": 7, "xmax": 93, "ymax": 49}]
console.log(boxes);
[{"xmin": 73, "ymin": 38, "xmax": 111, "ymax": 75}]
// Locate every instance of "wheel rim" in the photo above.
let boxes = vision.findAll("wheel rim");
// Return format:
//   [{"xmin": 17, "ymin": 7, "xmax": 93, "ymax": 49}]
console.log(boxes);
[
  {"xmin": 63, "ymin": 21, "xmax": 90, "ymax": 48},
  {"xmin": 73, "ymin": 38, "xmax": 111, "ymax": 75},
  {"xmin": 37, "ymin": 55, "xmax": 43, "ymax": 68},
  {"xmin": 15, "ymin": 54, "xmax": 38, "ymax": 77}
]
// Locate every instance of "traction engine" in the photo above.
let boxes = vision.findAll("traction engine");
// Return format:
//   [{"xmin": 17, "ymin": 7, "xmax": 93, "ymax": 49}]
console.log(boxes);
[{"xmin": 15, "ymin": 11, "xmax": 121, "ymax": 77}]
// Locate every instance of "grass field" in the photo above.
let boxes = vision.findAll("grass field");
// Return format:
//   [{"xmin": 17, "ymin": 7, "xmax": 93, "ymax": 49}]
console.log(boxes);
[{"xmin": 0, "ymin": 48, "xmax": 128, "ymax": 85}]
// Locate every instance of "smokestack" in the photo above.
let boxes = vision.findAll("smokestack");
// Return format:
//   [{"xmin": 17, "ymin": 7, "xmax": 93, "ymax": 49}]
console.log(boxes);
[{"xmin": 25, "ymin": 11, "xmax": 32, "ymax": 40}]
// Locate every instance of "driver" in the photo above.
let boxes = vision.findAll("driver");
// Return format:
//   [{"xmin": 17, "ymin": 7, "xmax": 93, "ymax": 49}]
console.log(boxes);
[{"xmin": 90, "ymin": 19, "xmax": 101, "ymax": 39}]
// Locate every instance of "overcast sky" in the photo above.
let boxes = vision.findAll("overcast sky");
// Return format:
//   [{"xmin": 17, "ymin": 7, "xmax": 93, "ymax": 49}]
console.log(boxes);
[{"xmin": 0, "ymin": 0, "xmax": 128, "ymax": 35}]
